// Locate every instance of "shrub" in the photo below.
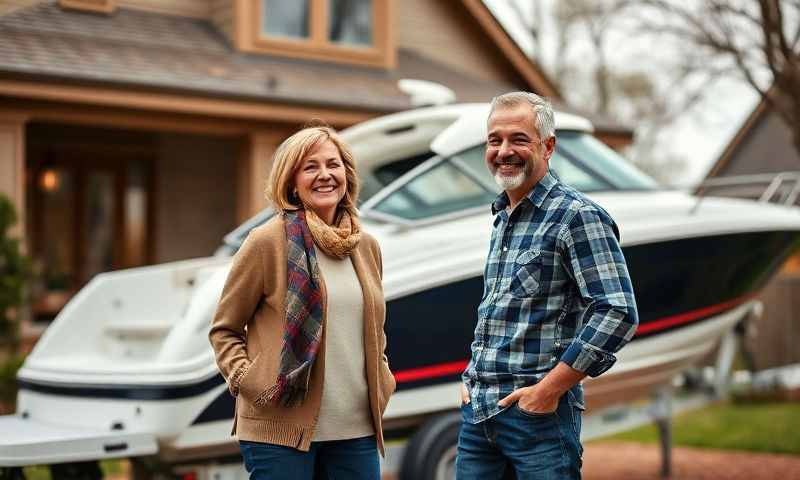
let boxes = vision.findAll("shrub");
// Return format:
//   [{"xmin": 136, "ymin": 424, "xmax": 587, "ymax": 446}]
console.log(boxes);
[
  {"xmin": 0, "ymin": 194, "xmax": 29, "ymax": 346},
  {"xmin": 0, "ymin": 353, "xmax": 25, "ymax": 413}
]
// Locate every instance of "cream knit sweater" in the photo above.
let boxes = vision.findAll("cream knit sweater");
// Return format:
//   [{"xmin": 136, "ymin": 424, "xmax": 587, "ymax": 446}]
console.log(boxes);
[{"xmin": 313, "ymin": 248, "xmax": 374, "ymax": 441}]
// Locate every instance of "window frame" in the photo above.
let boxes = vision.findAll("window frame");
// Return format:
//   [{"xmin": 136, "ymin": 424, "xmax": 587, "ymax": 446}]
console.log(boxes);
[
  {"xmin": 239, "ymin": 0, "xmax": 395, "ymax": 69},
  {"xmin": 59, "ymin": 0, "xmax": 115, "ymax": 14}
]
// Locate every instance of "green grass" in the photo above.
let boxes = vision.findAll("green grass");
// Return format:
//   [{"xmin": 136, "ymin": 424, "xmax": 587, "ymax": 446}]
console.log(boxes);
[
  {"xmin": 21, "ymin": 460, "xmax": 125, "ymax": 480},
  {"xmin": 598, "ymin": 400, "xmax": 800, "ymax": 455}
]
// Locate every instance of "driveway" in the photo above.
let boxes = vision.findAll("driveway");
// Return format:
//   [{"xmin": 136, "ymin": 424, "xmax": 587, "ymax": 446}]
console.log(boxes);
[{"xmin": 584, "ymin": 441, "xmax": 800, "ymax": 480}]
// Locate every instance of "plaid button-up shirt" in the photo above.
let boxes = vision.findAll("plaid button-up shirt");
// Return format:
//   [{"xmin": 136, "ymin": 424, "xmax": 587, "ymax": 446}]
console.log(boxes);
[{"xmin": 462, "ymin": 170, "xmax": 638, "ymax": 423}]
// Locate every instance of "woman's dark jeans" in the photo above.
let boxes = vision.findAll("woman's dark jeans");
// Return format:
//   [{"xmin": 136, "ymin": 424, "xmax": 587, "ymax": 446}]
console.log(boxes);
[{"xmin": 239, "ymin": 435, "xmax": 380, "ymax": 480}]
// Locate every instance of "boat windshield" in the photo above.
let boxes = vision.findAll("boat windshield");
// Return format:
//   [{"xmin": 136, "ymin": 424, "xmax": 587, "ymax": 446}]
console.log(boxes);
[
  {"xmin": 365, "ymin": 131, "xmax": 658, "ymax": 222},
  {"xmin": 221, "ymin": 131, "xmax": 657, "ymax": 247}
]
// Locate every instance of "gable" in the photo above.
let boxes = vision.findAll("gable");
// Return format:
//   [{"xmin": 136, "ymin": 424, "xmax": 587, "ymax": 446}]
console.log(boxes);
[
  {"xmin": 397, "ymin": 0, "xmax": 557, "ymax": 97},
  {"xmin": 707, "ymin": 101, "xmax": 800, "ymax": 179}
]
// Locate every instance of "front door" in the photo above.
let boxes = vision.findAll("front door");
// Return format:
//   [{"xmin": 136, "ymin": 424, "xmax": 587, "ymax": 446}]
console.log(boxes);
[{"xmin": 29, "ymin": 151, "xmax": 153, "ymax": 321}]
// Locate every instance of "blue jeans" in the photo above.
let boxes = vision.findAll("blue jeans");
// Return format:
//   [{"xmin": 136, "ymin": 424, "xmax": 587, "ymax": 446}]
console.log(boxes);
[
  {"xmin": 239, "ymin": 435, "xmax": 379, "ymax": 480},
  {"xmin": 456, "ymin": 388, "xmax": 584, "ymax": 480}
]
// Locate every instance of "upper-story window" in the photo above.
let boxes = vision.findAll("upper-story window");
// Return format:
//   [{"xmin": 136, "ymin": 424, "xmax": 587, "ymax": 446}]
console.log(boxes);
[
  {"xmin": 328, "ymin": 0, "xmax": 373, "ymax": 46},
  {"xmin": 261, "ymin": 1, "xmax": 310, "ymax": 39},
  {"xmin": 247, "ymin": 0, "xmax": 393, "ymax": 68}
]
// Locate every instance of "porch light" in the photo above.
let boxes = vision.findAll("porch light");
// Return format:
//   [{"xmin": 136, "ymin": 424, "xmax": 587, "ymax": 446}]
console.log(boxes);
[{"xmin": 40, "ymin": 169, "xmax": 60, "ymax": 192}]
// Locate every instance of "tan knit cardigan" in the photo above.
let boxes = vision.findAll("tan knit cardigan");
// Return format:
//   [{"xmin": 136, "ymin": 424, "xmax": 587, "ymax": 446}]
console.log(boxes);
[{"xmin": 208, "ymin": 215, "xmax": 396, "ymax": 454}]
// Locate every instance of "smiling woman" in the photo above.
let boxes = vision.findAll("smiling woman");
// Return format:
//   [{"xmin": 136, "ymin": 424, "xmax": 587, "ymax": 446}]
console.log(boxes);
[{"xmin": 209, "ymin": 125, "xmax": 394, "ymax": 480}]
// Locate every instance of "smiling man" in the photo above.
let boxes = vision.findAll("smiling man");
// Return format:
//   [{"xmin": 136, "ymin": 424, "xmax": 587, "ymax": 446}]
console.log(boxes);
[{"xmin": 456, "ymin": 92, "xmax": 639, "ymax": 479}]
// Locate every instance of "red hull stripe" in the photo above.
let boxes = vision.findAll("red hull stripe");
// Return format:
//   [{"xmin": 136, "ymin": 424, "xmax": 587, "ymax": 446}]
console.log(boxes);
[
  {"xmin": 633, "ymin": 293, "xmax": 755, "ymax": 335},
  {"xmin": 391, "ymin": 294, "xmax": 756, "ymax": 384},
  {"xmin": 393, "ymin": 360, "xmax": 469, "ymax": 383}
]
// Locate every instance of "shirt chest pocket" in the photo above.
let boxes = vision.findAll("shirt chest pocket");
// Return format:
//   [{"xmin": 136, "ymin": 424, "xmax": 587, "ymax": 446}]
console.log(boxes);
[{"xmin": 509, "ymin": 249, "xmax": 547, "ymax": 297}]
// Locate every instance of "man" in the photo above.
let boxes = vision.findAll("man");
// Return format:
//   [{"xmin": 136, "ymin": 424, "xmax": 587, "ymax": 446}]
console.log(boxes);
[{"xmin": 457, "ymin": 92, "xmax": 639, "ymax": 479}]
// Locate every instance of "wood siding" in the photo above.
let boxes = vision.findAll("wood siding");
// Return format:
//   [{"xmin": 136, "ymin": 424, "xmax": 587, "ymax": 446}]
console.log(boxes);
[
  {"xmin": 155, "ymin": 132, "xmax": 238, "ymax": 262},
  {"xmin": 0, "ymin": 120, "xmax": 25, "ymax": 239},
  {"xmin": 397, "ymin": 0, "xmax": 523, "ymax": 86},
  {"xmin": 748, "ymin": 270, "xmax": 800, "ymax": 370}
]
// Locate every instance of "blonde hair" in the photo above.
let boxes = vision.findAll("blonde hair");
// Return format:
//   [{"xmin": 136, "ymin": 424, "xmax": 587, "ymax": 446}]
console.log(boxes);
[{"xmin": 265, "ymin": 126, "xmax": 360, "ymax": 218}]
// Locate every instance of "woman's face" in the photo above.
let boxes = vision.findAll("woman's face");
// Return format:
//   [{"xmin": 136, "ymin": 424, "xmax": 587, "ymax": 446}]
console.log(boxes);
[{"xmin": 293, "ymin": 139, "xmax": 347, "ymax": 224}]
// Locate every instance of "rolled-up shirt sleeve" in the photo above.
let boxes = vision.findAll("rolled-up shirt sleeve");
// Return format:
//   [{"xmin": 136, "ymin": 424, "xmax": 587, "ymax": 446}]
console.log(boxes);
[{"xmin": 557, "ymin": 205, "xmax": 638, "ymax": 377}]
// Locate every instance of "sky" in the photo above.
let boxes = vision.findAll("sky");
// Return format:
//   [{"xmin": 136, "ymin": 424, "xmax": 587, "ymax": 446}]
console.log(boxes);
[{"xmin": 484, "ymin": 0, "xmax": 762, "ymax": 187}]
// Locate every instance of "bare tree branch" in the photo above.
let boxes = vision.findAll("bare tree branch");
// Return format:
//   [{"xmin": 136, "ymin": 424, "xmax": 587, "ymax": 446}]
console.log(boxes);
[{"xmin": 506, "ymin": 0, "xmax": 540, "ymax": 61}]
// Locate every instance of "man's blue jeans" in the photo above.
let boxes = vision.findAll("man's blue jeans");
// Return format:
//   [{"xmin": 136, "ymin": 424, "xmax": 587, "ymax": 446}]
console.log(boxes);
[
  {"xmin": 456, "ymin": 388, "xmax": 584, "ymax": 480},
  {"xmin": 239, "ymin": 435, "xmax": 379, "ymax": 480}
]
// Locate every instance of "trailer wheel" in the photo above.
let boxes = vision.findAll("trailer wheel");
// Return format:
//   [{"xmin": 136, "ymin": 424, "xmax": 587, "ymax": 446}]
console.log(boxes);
[
  {"xmin": 49, "ymin": 461, "xmax": 102, "ymax": 480},
  {"xmin": 0, "ymin": 467, "xmax": 26, "ymax": 480},
  {"xmin": 399, "ymin": 411, "xmax": 462, "ymax": 480}
]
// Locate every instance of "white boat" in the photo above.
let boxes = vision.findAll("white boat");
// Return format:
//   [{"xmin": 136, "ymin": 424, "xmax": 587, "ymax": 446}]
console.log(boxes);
[{"xmin": 3, "ymin": 104, "xmax": 800, "ymax": 479}]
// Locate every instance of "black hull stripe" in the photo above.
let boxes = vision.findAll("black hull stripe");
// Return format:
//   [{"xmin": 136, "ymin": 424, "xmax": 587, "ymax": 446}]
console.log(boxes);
[
  {"xmin": 17, "ymin": 374, "xmax": 225, "ymax": 400},
  {"xmin": 393, "ymin": 294, "xmax": 753, "ymax": 386}
]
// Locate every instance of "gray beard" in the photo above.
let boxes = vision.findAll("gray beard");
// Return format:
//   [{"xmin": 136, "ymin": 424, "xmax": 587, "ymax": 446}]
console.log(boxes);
[
  {"xmin": 493, "ymin": 158, "xmax": 532, "ymax": 191},
  {"xmin": 494, "ymin": 170, "xmax": 526, "ymax": 191}
]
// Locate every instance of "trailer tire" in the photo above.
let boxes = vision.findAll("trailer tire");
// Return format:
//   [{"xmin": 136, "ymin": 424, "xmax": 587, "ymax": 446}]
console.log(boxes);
[
  {"xmin": 0, "ymin": 468, "xmax": 25, "ymax": 480},
  {"xmin": 399, "ymin": 411, "xmax": 462, "ymax": 480},
  {"xmin": 49, "ymin": 461, "xmax": 102, "ymax": 480}
]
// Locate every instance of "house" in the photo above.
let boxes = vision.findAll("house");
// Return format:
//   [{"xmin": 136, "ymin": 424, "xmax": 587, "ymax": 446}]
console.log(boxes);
[
  {"xmin": 0, "ymin": 0, "xmax": 632, "ymax": 344},
  {"xmin": 702, "ymin": 95, "xmax": 800, "ymax": 371},
  {"xmin": 702, "ymin": 95, "xmax": 800, "ymax": 199}
]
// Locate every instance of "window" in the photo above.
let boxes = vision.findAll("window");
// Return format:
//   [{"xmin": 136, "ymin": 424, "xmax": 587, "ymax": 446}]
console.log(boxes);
[
  {"xmin": 372, "ymin": 159, "xmax": 496, "ymax": 221},
  {"xmin": 328, "ymin": 0, "xmax": 373, "ymax": 46},
  {"xmin": 242, "ymin": 0, "xmax": 394, "ymax": 68},
  {"xmin": 261, "ymin": 0, "xmax": 310, "ymax": 39}
]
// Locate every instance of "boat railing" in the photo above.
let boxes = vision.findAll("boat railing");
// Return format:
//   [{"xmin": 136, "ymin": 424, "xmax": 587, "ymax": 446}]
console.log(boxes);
[{"xmin": 691, "ymin": 171, "xmax": 800, "ymax": 214}]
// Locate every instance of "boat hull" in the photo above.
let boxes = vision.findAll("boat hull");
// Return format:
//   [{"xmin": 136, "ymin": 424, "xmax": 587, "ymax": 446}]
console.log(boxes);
[{"xmin": 13, "ymin": 229, "xmax": 798, "ymax": 459}]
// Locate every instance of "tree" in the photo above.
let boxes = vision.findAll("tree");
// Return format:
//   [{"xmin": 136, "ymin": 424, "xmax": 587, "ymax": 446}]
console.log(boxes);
[
  {"xmin": 0, "ymin": 194, "xmax": 29, "ymax": 347},
  {"xmin": 634, "ymin": 0, "xmax": 800, "ymax": 155},
  {"xmin": 504, "ymin": 0, "xmax": 694, "ymax": 182}
]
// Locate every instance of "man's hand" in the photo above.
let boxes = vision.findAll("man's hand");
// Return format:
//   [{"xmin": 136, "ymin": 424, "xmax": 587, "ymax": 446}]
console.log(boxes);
[
  {"xmin": 498, "ymin": 384, "xmax": 559, "ymax": 414},
  {"xmin": 497, "ymin": 362, "xmax": 587, "ymax": 413},
  {"xmin": 461, "ymin": 383, "xmax": 470, "ymax": 405}
]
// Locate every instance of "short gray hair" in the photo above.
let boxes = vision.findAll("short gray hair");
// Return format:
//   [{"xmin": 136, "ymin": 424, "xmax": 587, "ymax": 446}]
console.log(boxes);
[{"xmin": 489, "ymin": 91, "xmax": 555, "ymax": 140}]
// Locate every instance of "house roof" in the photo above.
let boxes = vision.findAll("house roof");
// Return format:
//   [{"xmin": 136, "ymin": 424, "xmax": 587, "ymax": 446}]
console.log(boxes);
[
  {"xmin": 0, "ymin": 2, "xmax": 412, "ymax": 112},
  {"xmin": 0, "ymin": 1, "xmax": 630, "ymax": 135}
]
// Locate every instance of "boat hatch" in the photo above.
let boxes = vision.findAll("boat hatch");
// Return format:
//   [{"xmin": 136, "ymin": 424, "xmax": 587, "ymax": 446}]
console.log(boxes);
[{"xmin": 0, "ymin": 415, "xmax": 157, "ymax": 466}]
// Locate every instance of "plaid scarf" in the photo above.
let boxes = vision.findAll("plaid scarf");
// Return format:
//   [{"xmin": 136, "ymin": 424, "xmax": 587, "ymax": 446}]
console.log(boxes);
[
  {"xmin": 261, "ymin": 209, "xmax": 324, "ymax": 407},
  {"xmin": 260, "ymin": 208, "xmax": 360, "ymax": 407}
]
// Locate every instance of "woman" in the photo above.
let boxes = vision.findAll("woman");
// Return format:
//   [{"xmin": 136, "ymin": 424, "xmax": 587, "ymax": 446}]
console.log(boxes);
[{"xmin": 209, "ymin": 126, "xmax": 395, "ymax": 480}]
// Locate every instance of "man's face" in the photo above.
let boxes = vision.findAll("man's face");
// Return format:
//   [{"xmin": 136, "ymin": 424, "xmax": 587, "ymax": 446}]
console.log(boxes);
[{"xmin": 485, "ymin": 104, "xmax": 554, "ymax": 194}]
